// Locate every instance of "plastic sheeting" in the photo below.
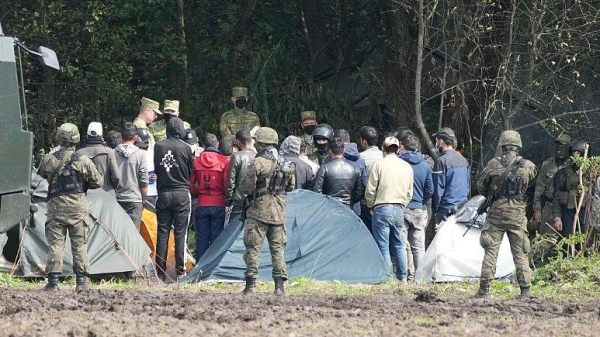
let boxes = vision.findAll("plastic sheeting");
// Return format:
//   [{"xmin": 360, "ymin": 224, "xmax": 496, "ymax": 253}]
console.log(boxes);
[
  {"xmin": 185, "ymin": 189, "xmax": 390, "ymax": 284},
  {"xmin": 415, "ymin": 196, "xmax": 516, "ymax": 283},
  {"xmin": 19, "ymin": 183, "xmax": 154, "ymax": 277}
]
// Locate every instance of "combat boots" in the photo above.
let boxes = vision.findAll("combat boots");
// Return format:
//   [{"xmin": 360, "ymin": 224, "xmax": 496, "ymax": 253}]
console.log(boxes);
[
  {"xmin": 274, "ymin": 278, "xmax": 285, "ymax": 296},
  {"xmin": 43, "ymin": 273, "xmax": 60, "ymax": 291},
  {"xmin": 473, "ymin": 281, "xmax": 490, "ymax": 298},
  {"xmin": 518, "ymin": 286, "xmax": 536, "ymax": 299},
  {"xmin": 242, "ymin": 277, "xmax": 256, "ymax": 295},
  {"xmin": 75, "ymin": 274, "xmax": 88, "ymax": 292}
]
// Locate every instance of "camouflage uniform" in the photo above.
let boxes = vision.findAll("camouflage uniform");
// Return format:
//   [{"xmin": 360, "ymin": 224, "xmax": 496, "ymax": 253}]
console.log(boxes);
[
  {"xmin": 37, "ymin": 123, "xmax": 103, "ymax": 291},
  {"xmin": 134, "ymin": 97, "xmax": 163, "ymax": 149},
  {"xmin": 240, "ymin": 127, "xmax": 295, "ymax": 295},
  {"xmin": 220, "ymin": 87, "xmax": 260, "ymax": 146},
  {"xmin": 533, "ymin": 134, "xmax": 571, "ymax": 237},
  {"xmin": 553, "ymin": 160, "xmax": 588, "ymax": 238},
  {"xmin": 299, "ymin": 111, "xmax": 317, "ymax": 155},
  {"xmin": 149, "ymin": 100, "xmax": 187, "ymax": 143},
  {"xmin": 476, "ymin": 131, "xmax": 537, "ymax": 297}
]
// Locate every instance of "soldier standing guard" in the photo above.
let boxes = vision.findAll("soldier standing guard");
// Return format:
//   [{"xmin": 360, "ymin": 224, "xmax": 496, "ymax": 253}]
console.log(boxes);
[
  {"xmin": 133, "ymin": 97, "xmax": 162, "ymax": 149},
  {"xmin": 220, "ymin": 87, "xmax": 260, "ymax": 148},
  {"xmin": 299, "ymin": 110, "xmax": 318, "ymax": 155},
  {"xmin": 37, "ymin": 123, "xmax": 103, "ymax": 291},
  {"xmin": 475, "ymin": 130, "xmax": 537, "ymax": 298},
  {"xmin": 240, "ymin": 127, "xmax": 295, "ymax": 296}
]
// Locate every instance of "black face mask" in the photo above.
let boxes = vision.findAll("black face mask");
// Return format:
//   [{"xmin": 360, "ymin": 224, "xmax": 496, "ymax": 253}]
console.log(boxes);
[
  {"xmin": 316, "ymin": 141, "xmax": 329, "ymax": 154},
  {"xmin": 163, "ymin": 113, "xmax": 175, "ymax": 123},
  {"xmin": 235, "ymin": 98, "xmax": 247, "ymax": 109},
  {"xmin": 303, "ymin": 125, "xmax": 316, "ymax": 135}
]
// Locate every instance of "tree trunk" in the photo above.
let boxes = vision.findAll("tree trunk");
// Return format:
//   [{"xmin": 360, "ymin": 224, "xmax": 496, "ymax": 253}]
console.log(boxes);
[{"xmin": 177, "ymin": 0, "xmax": 190, "ymax": 114}]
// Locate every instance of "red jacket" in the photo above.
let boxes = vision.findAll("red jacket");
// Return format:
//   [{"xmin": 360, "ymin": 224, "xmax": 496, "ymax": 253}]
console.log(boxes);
[{"xmin": 190, "ymin": 149, "xmax": 230, "ymax": 207}]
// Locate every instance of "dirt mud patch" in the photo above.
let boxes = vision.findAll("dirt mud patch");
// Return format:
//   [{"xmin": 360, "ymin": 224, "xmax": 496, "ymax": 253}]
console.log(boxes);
[{"xmin": 1, "ymin": 286, "xmax": 599, "ymax": 336}]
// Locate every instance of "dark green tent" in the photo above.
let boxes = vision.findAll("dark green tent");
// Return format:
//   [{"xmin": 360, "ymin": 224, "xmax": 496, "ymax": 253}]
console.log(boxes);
[{"xmin": 185, "ymin": 190, "xmax": 390, "ymax": 284}]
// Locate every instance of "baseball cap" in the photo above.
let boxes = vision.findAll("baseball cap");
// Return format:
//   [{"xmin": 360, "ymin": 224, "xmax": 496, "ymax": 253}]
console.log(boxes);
[
  {"xmin": 87, "ymin": 122, "xmax": 103, "ymax": 137},
  {"xmin": 134, "ymin": 128, "xmax": 150, "ymax": 149},
  {"xmin": 382, "ymin": 136, "xmax": 400, "ymax": 150},
  {"xmin": 432, "ymin": 127, "xmax": 456, "ymax": 142},
  {"xmin": 184, "ymin": 129, "xmax": 198, "ymax": 145}
]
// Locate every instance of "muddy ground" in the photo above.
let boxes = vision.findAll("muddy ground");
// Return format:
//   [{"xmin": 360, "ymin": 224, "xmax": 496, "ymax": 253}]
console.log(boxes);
[{"xmin": 1, "ymin": 285, "xmax": 599, "ymax": 336}]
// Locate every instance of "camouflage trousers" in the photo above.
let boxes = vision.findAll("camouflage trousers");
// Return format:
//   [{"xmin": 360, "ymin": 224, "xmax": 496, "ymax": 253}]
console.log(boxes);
[
  {"xmin": 45, "ymin": 218, "xmax": 90, "ymax": 275},
  {"xmin": 535, "ymin": 203, "xmax": 561, "ymax": 262},
  {"xmin": 480, "ymin": 220, "xmax": 532, "ymax": 288},
  {"xmin": 243, "ymin": 218, "xmax": 287, "ymax": 280}
]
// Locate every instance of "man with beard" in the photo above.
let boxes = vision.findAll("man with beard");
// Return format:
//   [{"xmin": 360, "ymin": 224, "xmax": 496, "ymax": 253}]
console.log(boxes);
[
  {"xmin": 154, "ymin": 117, "xmax": 194, "ymax": 282},
  {"xmin": 220, "ymin": 87, "xmax": 260, "ymax": 149}
]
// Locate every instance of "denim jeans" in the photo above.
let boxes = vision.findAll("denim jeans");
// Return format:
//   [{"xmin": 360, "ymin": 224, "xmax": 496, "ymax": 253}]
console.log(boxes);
[
  {"xmin": 194, "ymin": 206, "xmax": 225, "ymax": 260},
  {"xmin": 372, "ymin": 205, "xmax": 407, "ymax": 281}
]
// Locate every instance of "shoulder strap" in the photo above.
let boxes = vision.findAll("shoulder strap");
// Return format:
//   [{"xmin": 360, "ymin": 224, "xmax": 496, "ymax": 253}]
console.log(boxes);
[
  {"xmin": 488, "ymin": 156, "xmax": 522, "ymax": 199},
  {"xmin": 47, "ymin": 151, "xmax": 74, "ymax": 195}
]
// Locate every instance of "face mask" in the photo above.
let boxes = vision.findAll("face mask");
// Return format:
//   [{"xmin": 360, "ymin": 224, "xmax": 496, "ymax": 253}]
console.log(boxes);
[
  {"xmin": 316, "ymin": 141, "xmax": 329, "ymax": 154},
  {"xmin": 235, "ymin": 98, "xmax": 247, "ymax": 109},
  {"xmin": 555, "ymin": 144, "xmax": 569, "ymax": 159},
  {"xmin": 254, "ymin": 142, "xmax": 268, "ymax": 153},
  {"xmin": 303, "ymin": 125, "xmax": 316, "ymax": 135},
  {"xmin": 164, "ymin": 113, "xmax": 175, "ymax": 123}
]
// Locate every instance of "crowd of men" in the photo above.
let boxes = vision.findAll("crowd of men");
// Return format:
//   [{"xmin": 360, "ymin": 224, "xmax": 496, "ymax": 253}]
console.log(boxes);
[{"xmin": 38, "ymin": 86, "xmax": 595, "ymax": 298}]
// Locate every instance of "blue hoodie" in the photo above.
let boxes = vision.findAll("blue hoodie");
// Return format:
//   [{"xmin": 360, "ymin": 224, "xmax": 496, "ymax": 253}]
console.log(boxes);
[
  {"xmin": 399, "ymin": 152, "xmax": 433, "ymax": 209},
  {"xmin": 325, "ymin": 143, "xmax": 367, "ymax": 215}
]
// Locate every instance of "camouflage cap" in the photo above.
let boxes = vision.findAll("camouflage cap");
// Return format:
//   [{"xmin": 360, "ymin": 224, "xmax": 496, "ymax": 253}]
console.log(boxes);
[
  {"xmin": 281, "ymin": 135, "xmax": 302, "ymax": 155},
  {"xmin": 163, "ymin": 100, "xmax": 179, "ymax": 114},
  {"xmin": 232, "ymin": 87, "xmax": 248, "ymax": 99},
  {"xmin": 140, "ymin": 97, "xmax": 162, "ymax": 115},
  {"xmin": 556, "ymin": 134, "xmax": 571, "ymax": 144},
  {"xmin": 301, "ymin": 110, "xmax": 317, "ymax": 121},
  {"xmin": 57, "ymin": 123, "xmax": 80, "ymax": 144},
  {"xmin": 433, "ymin": 127, "xmax": 456, "ymax": 142}
]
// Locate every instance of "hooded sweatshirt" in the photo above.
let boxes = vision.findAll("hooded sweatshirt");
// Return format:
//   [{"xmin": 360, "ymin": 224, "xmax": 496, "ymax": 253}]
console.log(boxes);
[
  {"xmin": 154, "ymin": 118, "xmax": 194, "ymax": 192},
  {"xmin": 114, "ymin": 143, "xmax": 148, "ymax": 202},
  {"xmin": 400, "ymin": 152, "xmax": 434, "ymax": 209},
  {"xmin": 190, "ymin": 147, "xmax": 230, "ymax": 207}
]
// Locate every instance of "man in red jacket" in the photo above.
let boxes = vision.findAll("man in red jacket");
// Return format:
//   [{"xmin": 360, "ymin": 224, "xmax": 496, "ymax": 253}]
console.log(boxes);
[{"xmin": 190, "ymin": 133, "xmax": 230, "ymax": 260}]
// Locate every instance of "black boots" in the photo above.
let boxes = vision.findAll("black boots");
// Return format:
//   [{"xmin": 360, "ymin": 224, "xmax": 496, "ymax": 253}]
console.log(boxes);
[
  {"xmin": 75, "ymin": 274, "xmax": 88, "ymax": 292},
  {"xmin": 473, "ymin": 281, "xmax": 490, "ymax": 298},
  {"xmin": 274, "ymin": 278, "xmax": 285, "ymax": 296},
  {"xmin": 43, "ymin": 273, "xmax": 60, "ymax": 291},
  {"xmin": 242, "ymin": 277, "xmax": 256, "ymax": 295}
]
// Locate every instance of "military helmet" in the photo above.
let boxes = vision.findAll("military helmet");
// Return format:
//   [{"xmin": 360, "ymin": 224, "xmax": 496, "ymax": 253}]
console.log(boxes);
[
  {"xmin": 56, "ymin": 123, "xmax": 80, "ymax": 144},
  {"xmin": 312, "ymin": 123, "xmax": 334, "ymax": 140},
  {"xmin": 253, "ymin": 127, "xmax": 278, "ymax": 145},
  {"xmin": 498, "ymin": 130, "xmax": 522, "ymax": 148},
  {"xmin": 570, "ymin": 140, "xmax": 586, "ymax": 154}
]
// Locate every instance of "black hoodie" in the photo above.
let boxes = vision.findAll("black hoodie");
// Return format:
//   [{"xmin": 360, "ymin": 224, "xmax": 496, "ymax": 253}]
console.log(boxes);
[{"xmin": 154, "ymin": 118, "xmax": 194, "ymax": 192}]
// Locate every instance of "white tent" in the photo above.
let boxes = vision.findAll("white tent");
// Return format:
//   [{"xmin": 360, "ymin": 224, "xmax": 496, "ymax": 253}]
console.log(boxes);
[{"xmin": 415, "ymin": 196, "xmax": 516, "ymax": 283}]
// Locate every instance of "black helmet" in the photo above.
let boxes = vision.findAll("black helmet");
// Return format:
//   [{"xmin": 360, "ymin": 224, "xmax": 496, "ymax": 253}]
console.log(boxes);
[
  {"xmin": 569, "ymin": 140, "xmax": 586, "ymax": 154},
  {"xmin": 312, "ymin": 123, "xmax": 334, "ymax": 140}
]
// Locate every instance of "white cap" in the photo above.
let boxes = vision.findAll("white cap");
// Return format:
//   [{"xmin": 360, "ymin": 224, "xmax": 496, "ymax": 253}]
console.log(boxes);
[
  {"xmin": 87, "ymin": 122, "xmax": 103, "ymax": 137},
  {"xmin": 383, "ymin": 136, "xmax": 399, "ymax": 148}
]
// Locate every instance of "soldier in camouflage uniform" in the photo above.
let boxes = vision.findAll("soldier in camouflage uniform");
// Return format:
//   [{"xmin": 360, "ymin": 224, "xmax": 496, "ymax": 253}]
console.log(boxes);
[
  {"xmin": 220, "ymin": 87, "xmax": 260, "ymax": 148},
  {"xmin": 299, "ymin": 110, "xmax": 318, "ymax": 155},
  {"xmin": 149, "ymin": 100, "xmax": 193, "ymax": 143},
  {"xmin": 37, "ymin": 123, "xmax": 103, "ymax": 292},
  {"xmin": 533, "ymin": 134, "xmax": 571, "ymax": 236},
  {"xmin": 553, "ymin": 141, "xmax": 588, "ymax": 238},
  {"xmin": 307, "ymin": 123, "xmax": 334, "ymax": 166},
  {"xmin": 475, "ymin": 130, "xmax": 537, "ymax": 298},
  {"xmin": 240, "ymin": 127, "xmax": 295, "ymax": 296},
  {"xmin": 133, "ymin": 97, "xmax": 162, "ymax": 149}
]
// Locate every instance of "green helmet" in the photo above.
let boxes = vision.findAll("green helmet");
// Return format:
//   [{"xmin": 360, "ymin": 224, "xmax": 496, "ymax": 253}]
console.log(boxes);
[
  {"xmin": 253, "ymin": 127, "xmax": 278, "ymax": 145},
  {"xmin": 498, "ymin": 130, "xmax": 522, "ymax": 148},
  {"xmin": 56, "ymin": 123, "xmax": 80, "ymax": 145}
]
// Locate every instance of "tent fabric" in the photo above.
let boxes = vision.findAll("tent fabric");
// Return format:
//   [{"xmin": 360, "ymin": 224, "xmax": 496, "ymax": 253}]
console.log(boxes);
[
  {"xmin": 19, "ymin": 185, "xmax": 155, "ymax": 277},
  {"xmin": 185, "ymin": 189, "xmax": 390, "ymax": 284},
  {"xmin": 415, "ymin": 196, "xmax": 516, "ymax": 283}
]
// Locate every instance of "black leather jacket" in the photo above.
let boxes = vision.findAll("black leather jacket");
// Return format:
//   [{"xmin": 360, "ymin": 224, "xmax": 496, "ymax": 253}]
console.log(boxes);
[
  {"xmin": 313, "ymin": 157, "xmax": 364, "ymax": 206},
  {"xmin": 225, "ymin": 149, "xmax": 256, "ymax": 207}
]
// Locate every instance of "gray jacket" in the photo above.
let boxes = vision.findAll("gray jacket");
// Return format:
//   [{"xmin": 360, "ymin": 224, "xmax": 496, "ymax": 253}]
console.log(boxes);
[
  {"xmin": 225, "ymin": 149, "xmax": 256, "ymax": 207},
  {"xmin": 114, "ymin": 144, "xmax": 148, "ymax": 202},
  {"xmin": 76, "ymin": 140, "xmax": 120, "ymax": 191}
]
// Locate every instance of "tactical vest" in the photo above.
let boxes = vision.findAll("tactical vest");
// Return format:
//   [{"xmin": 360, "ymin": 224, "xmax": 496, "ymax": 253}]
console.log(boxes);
[
  {"xmin": 556, "ymin": 167, "xmax": 584, "ymax": 209},
  {"xmin": 491, "ymin": 156, "xmax": 527, "ymax": 201},
  {"xmin": 543, "ymin": 159, "xmax": 567, "ymax": 201},
  {"xmin": 48, "ymin": 151, "xmax": 85, "ymax": 199},
  {"xmin": 250, "ymin": 151, "xmax": 293, "ymax": 201}
]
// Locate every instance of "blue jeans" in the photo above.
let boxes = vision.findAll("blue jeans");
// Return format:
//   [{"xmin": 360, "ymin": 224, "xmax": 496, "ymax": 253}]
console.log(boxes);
[
  {"xmin": 372, "ymin": 205, "xmax": 407, "ymax": 281},
  {"xmin": 194, "ymin": 206, "xmax": 225, "ymax": 260}
]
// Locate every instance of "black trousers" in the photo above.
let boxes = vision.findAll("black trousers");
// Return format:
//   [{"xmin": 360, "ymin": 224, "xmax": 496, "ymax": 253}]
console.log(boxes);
[{"xmin": 155, "ymin": 190, "xmax": 190, "ymax": 276}]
